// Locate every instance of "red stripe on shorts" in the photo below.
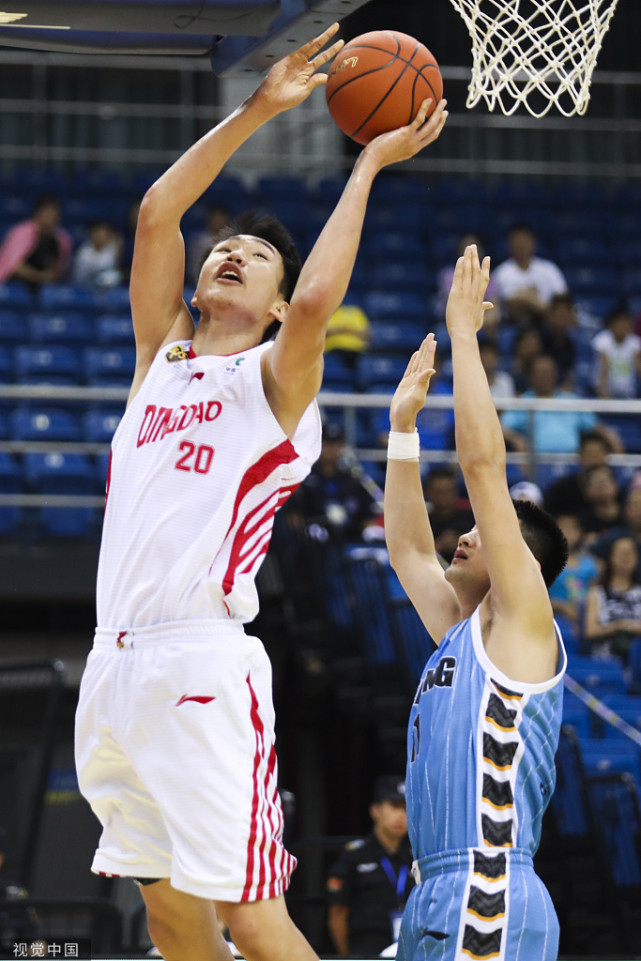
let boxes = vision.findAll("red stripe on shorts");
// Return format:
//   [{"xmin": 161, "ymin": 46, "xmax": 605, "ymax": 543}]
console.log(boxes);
[{"xmin": 243, "ymin": 673, "xmax": 266, "ymax": 901}]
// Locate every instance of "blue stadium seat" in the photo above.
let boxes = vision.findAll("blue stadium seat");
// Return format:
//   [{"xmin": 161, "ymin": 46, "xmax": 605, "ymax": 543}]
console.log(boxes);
[
  {"xmin": 369, "ymin": 322, "xmax": 425, "ymax": 355},
  {"xmin": 370, "ymin": 175, "xmax": 430, "ymax": 205},
  {"xmin": 202, "ymin": 176, "xmax": 253, "ymax": 215},
  {"xmin": 96, "ymin": 314, "xmax": 134, "ymax": 346},
  {"xmin": 83, "ymin": 409, "xmax": 123, "ymax": 444},
  {"xmin": 372, "ymin": 263, "xmax": 434, "ymax": 298},
  {"xmin": 23, "ymin": 452, "xmax": 95, "ymax": 495},
  {"xmin": 557, "ymin": 236, "xmax": 614, "ymax": 267},
  {"xmin": 599, "ymin": 695, "xmax": 641, "ymax": 740},
  {"xmin": 552, "ymin": 180, "xmax": 611, "ymax": 211},
  {"xmin": 490, "ymin": 179, "xmax": 548, "ymax": 207},
  {"xmin": 28, "ymin": 313, "xmax": 93, "ymax": 347},
  {"xmin": 84, "ymin": 347, "xmax": 136, "ymax": 386},
  {"xmin": 39, "ymin": 284, "xmax": 99, "ymax": 313},
  {"xmin": 0, "ymin": 310, "xmax": 24, "ymax": 346},
  {"xmin": 345, "ymin": 552, "xmax": 397, "ymax": 669},
  {"xmin": 628, "ymin": 639, "xmax": 641, "ymax": 695},
  {"xmin": 321, "ymin": 354, "xmax": 356, "ymax": 393},
  {"xmin": 72, "ymin": 167, "xmax": 131, "ymax": 197},
  {"xmin": 622, "ymin": 269, "xmax": 641, "ymax": 298},
  {"xmin": 357, "ymin": 355, "xmax": 409, "ymax": 392},
  {"xmin": 551, "ymin": 725, "xmax": 593, "ymax": 845},
  {"xmin": 389, "ymin": 596, "xmax": 436, "ymax": 687},
  {"xmin": 0, "ymin": 346, "xmax": 14, "ymax": 385},
  {"xmin": 364, "ymin": 291, "xmax": 427, "ymax": 324},
  {"xmin": 0, "ymin": 283, "xmax": 33, "ymax": 310},
  {"xmin": 257, "ymin": 176, "xmax": 309, "ymax": 203},
  {"xmin": 95, "ymin": 452, "xmax": 111, "ymax": 491},
  {"xmin": 10, "ymin": 408, "xmax": 81, "ymax": 443},
  {"xmin": 39, "ymin": 505, "xmax": 96, "ymax": 539},
  {"xmin": 579, "ymin": 738, "xmax": 641, "ymax": 791},
  {"xmin": 566, "ymin": 656, "xmax": 627, "ymax": 696},
  {"xmin": 0, "ymin": 195, "xmax": 31, "ymax": 221},
  {"xmin": 601, "ymin": 415, "xmax": 641, "ymax": 454},
  {"xmin": 561, "ymin": 691, "xmax": 591, "ymax": 738},
  {"xmin": 564, "ymin": 266, "xmax": 620, "ymax": 296},
  {"xmin": 0, "ymin": 451, "xmax": 21, "ymax": 535},
  {"xmin": 15, "ymin": 345, "xmax": 82, "ymax": 383},
  {"xmin": 585, "ymin": 773, "xmax": 641, "ymax": 893},
  {"xmin": 94, "ymin": 286, "xmax": 131, "ymax": 312}
]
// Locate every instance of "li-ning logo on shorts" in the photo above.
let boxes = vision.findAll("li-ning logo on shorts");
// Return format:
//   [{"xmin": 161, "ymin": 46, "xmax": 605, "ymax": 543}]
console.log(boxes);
[{"xmin": 166, "ymin": 345, "xmax": 189, "ymax": 362}]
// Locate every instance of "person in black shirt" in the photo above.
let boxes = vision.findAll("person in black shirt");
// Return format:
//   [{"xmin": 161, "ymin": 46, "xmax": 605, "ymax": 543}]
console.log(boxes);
[{"xmin": 326, "ymin": 777, "xmax": 414, "ymax": 958}]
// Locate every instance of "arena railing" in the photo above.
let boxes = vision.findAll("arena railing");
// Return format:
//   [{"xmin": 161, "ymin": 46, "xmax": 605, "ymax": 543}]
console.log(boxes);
[
  {"xmin": 1, "ymin": 385, "xmax": 641, "ymax": 511},
  {"xmin": 0, "ymin": 50, "xmax": 641, "ymax": 179}
]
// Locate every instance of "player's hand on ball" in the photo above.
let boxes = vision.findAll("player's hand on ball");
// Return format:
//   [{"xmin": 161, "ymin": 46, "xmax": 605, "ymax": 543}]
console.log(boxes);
[
  {"xmin": 389, "ymin": 333, "xmax": 437, "ymax": 432},
  {"xmin": 256, "ymin": 23, "xmax": 345, "ymax": 113},
  {"xmin": 364, "ymin": 98, "xmax": 448, "ymax": 169},
  {"xmin": 446, "ymin": 245, "xmax": 493, "ymax": 337}
]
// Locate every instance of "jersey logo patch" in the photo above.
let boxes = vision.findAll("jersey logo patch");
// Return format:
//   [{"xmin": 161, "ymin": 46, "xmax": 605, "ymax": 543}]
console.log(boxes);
[
  {"xmin": 224, "ymin": 356, "xmax": 246, "ymax": 375},
  {"xmin": 166, "ymin": 345, "xmax": 189, "ymax": 362},
  {"xmin": 176, "ymin": 695, "xmax": 216, "ymax": 706},
  {"xmin": 356, "ymin": 862, "xmax": 378, "ymax": 873}
]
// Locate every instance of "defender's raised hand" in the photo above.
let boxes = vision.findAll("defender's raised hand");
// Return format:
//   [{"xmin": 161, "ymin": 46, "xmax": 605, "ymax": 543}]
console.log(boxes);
[
  {"xmin": 446, "ymin": 244, "xmax": 493, "ymax": 337},
  {"xmin": 390, "ymin": 333, "xmax": 437, "ymax": 433},
  {"xmin": 256, "ymin": 23, "xmax": 344, "ymax": 114},
  {"xmin": 364, "ymin": 98, "xmax": 448, "ymax": 171}
]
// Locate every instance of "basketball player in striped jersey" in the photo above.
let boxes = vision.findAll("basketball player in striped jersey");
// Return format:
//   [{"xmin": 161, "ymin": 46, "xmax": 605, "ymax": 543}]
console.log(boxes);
[
  {"xmin": 384, "ymin": 245, "xmax": 569, "ymax": 961},
  {"xmin": 74, "ymin": 23, "xmax": 448, "ymax": 961}
]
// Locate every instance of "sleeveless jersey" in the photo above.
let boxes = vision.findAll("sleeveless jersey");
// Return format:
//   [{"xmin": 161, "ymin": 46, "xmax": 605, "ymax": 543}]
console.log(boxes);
[
  {"xmin": 96, "ymin": 340, "xmax": 321, "ymax": 629},
  {"xmin": 406, "ymin": 607, "xmax": 566, "ymax": 861}
]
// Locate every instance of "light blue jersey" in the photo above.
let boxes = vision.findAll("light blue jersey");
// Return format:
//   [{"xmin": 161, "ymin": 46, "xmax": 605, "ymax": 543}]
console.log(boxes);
[{"xmin": 400, "ymin": 607, "xmax": 566, "ymax": 961}]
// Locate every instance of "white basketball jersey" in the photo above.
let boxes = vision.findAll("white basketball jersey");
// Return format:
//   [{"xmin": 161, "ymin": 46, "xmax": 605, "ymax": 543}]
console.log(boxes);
[{"xmin": 96, "ymin": 340, "xmax": 321, "ymax": 629}]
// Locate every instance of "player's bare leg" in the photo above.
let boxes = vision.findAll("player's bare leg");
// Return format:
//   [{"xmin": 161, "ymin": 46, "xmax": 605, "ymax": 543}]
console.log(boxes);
[
  {"xmin": 141, "ymin": 880, "xmax": 234, "ymax": 961},
  {"xmin": 216, "ymin": 895, "xmax": 319, "ymax": 961}
]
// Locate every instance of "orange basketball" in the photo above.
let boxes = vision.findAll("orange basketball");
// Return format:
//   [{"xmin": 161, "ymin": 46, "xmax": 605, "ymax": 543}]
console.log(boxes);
[{"xmin": 326, "ymin": 30, "xmax": 443, "ymax": 145}]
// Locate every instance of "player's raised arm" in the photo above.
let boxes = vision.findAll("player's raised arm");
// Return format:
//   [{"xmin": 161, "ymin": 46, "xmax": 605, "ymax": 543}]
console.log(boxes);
[
  {"xmin": 447, "ymin": 246, "xmax": 559, "ymax": 676},
  {"xmin": 263, "ymin": 98, "xmax": 448, "ymax": 431},
  {"xmin": 129, "ymin": 25, "xmax": 344, "ymax": 382},
  {"xmin": 384, "ymin": 334, "xmax": 461, "ymax": 643}
]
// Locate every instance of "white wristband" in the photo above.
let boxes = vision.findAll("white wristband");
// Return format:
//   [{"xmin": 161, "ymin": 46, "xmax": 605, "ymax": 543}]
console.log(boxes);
[{"xmin": 387, "ymin": 429, "xmax": 420, "ymax": 461}]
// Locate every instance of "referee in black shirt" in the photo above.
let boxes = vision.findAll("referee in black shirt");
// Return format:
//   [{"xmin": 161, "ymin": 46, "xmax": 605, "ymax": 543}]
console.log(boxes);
[{"xmin": 326, "ymin": 777, "xmax": 414, "ymax": 957}]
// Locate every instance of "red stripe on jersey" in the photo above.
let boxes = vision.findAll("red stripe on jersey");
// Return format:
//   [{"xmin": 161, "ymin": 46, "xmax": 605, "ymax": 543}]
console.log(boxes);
[
  {"xmin": 227, "ymin": 441, "xmax": 297, "ymax": 535},
  {"xmin": 243, "ymin": 673, "xmax": 265, "ymax": 902},
  {"xmin": 105, "ymin": 450, "xmax": 113, "ymax": 504},
  {"xmin": 221, "ymin": 450, "xmax": 299, "ymax": 596}
]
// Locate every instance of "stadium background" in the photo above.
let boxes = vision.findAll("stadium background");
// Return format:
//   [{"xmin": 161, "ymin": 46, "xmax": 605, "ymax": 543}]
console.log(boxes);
[{"xmin": 1, "ymin": 0, "xmax": 641, "ymax": 957}]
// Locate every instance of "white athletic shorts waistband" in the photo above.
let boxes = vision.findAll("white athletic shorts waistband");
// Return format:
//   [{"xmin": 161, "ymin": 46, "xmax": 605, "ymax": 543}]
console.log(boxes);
[{"xmin": 93, "ymin": 619, "xmax": 247, "ymax": 649}]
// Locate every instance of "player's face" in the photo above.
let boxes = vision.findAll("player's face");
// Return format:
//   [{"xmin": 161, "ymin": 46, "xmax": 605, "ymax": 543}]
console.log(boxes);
[
  {"xmin": 445, "ymin": 526, "xmax": 491, "ymax": 593},
  {"xmin": 196, "ymin": 234, "xmax": 286, "ymax": 328}
]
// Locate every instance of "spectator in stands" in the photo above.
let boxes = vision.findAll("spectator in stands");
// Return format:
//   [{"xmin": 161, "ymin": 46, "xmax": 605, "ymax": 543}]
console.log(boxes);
[
  {"xmin": 72, "ymin": 220, "xmax": 123, "ymax": 289},
  {"xmin": 0, "ymin": 195, "xmax": 72, "ymax": 293},
  {"xmin": 543, "ymin": 429, "xmax": 614, "ymax": 517},
  {"xmin": 593, "ymin": 303, "xmax": 641, "ymax": 399},
  {"xmin": 284, "ymin": 422, "xmax": 381, "ymax": 543},
  {"xmin": 549, "ymin": 513, "xmax": 599, "ymax": 647},
  {"xmin": 324, "ymin": 301, "xmax": 371, "ymax": 369},
  {"xmin": 590, "ymin": 484, "xmax": 641, "ymax": 564},
  {"xmin": 584, "ymin": 534, "xmax": 641, "ymax": 663},
  {"xmin": 435, "ymin": 233, "xmax": 500, "ymax": 338},
  {"xmin": 326, "ymin": 777, "xmax": 414, "ymax": 958},
  {"xmin": 540, "ymin": 292, "xmax": 578, "ymax": 391},
  {"xmin": 510, "ymin": 326, "xmax": 544, "ymax": 394},
  {"xmin": 494, "ymin": 224, "xmax": 568, "ymax": 326},
  {"xmin": 478, "ymin": 336, "xmax": 515, "ymax": 400},
  {"xmin": 423, "ymin": 464, "xmax": 474, "ymax": 564},
  {"xmin": 576, "ymin": 464, "xmax": 623, "ymax": 543},
  {"xmin": 186, "ymin": 203, "xmax": 231, "ymax": 286},
  {"xmin": 501, "ymin": 354, "xmax": 622, "ymax": 455},
  {"xmin": 510, "ymin": 480, "xmax": 544, "ymax": 507}
]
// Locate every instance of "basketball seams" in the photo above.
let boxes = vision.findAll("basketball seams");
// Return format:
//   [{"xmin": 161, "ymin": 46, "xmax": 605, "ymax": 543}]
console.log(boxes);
[
  {"xmin": 353, "ymin": 41, "xmax": 420, "ymax": 140},
  {"xmin": 326, "ymin": 30, "xmax": 441, "ymax": 144}
]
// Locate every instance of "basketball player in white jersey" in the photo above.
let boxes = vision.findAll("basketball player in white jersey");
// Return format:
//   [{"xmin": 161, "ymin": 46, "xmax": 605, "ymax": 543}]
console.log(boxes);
[
  {"xmin": 74, "ymin": 24, "xmax": 448, "ymax": 961},
  {"xmin": 384, "ymin": 247, "xmax": 569, "ymax": 960}
]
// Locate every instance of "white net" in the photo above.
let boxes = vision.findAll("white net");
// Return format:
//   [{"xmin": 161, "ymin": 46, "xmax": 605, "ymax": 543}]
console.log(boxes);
[{"xmin": 448, "ymin": 0, "xmax": 620, "ymax": 117}]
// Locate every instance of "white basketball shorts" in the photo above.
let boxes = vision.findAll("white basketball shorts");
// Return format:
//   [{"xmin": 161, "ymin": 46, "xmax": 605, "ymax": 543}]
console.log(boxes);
[{"xmin": 74, "ymin": 620, "xmax": 297, "ymax": 902}]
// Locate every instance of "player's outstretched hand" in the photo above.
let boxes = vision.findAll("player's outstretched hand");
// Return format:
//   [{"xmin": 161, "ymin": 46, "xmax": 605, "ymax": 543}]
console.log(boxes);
[
  {"xmin": 256, "ymin": 23, "xmax": 344, "ymax": 114},
  {"xmin": 390, "ymin": 333, "xmax": 437, "ymax": 433},
  {"xmin": 445, "ymin": 244, "xmax": 493, "ymax": 337},
  {"xmin": 364, "ymin": 98, "xmax": 448, "ymax": 170}
]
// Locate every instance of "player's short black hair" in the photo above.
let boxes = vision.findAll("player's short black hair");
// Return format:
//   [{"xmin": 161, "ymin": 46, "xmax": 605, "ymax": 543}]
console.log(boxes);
[
  {"xmin": 514, "ymin": 499, "xmax": 569, "ymax": 588},
  {"xmin": 212, "ymin": 211, "xmax": 301, "ymax": 301}
]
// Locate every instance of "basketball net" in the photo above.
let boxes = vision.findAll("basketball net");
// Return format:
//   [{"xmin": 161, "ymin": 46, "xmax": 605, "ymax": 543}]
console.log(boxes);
[{"xmin": 447, "ymin": 0, "xmax": 620, "ymax": 117}]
